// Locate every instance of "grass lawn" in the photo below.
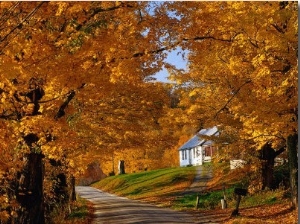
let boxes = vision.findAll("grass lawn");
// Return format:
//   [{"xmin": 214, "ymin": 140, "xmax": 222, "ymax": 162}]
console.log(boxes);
[{"xmin": 92, "ymin": 166, "xmax": 196, "ymax": 206}]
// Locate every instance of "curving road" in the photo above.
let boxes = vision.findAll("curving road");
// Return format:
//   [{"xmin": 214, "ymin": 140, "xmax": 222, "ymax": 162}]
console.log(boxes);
[{"xmin": 75, "ymin": 186, "xmax": 199, "ymax": 224}]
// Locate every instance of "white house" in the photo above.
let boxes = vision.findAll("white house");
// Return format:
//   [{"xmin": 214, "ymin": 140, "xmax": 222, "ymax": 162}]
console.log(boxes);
[{"xmin": 179, "ymin": 126, "xmax": 218, "ymax": 167}]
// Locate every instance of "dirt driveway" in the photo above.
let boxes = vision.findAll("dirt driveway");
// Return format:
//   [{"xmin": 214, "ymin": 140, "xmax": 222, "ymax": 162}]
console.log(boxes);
[
  {"xmin": 76, "ymin": 186, "xmax": 200, "ymax": 223},
  {"xmin": 185, "ymin": 165, "xmax": 213, "ymax": 193}
]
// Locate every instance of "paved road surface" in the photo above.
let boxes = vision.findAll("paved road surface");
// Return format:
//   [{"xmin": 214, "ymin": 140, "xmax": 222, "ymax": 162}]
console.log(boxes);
[{"xmin": 76, "ymin": 186, "xmax": 200, "ymax": 224}]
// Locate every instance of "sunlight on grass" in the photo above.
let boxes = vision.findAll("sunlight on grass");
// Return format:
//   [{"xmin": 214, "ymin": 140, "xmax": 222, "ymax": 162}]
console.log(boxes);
[
  {"xmin": 68, "ymin": 197, "xmax": 89, "ymax": 219},
  {"xmin": 92, "ymin": 166, "xmax": 196, "ymax": 202},
  {"xmin": 91, "ymin": 164, "xmax": 291, "ymax": 213},
  {"xmin": 53, "ymin": 196, "xmax": 92, "ymax": 224}
]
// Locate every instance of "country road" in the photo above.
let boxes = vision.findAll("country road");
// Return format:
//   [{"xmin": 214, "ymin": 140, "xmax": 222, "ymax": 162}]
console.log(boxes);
[
  {"xmin": 75, "ymin": 186, "xmax": 200, "ymax": 224},
  {"xmin": 75, "ymin": 166, "xmax": 230, "ymax": 223}
]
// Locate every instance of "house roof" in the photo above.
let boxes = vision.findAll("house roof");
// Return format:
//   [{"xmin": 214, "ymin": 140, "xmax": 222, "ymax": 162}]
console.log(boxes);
[{"xmin": 178, "ymin": 126, "xmax": 218, "ymax": 151}]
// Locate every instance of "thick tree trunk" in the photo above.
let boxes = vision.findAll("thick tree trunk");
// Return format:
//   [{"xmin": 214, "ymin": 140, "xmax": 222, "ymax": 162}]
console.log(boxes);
[
  {"xmin": 287, "ymin": 134, "xmax": 298, "ymax": 209},
  {"xmin": 16, "ymin": 153, "xmax": 45, "ymax": 224},
  {"xmin": 261, "ymin": 160, "xmax": 275, "ymax": 190},
  {"xmin": 260, "ymin": 142, "xmax": 285, "ymax": 190}
]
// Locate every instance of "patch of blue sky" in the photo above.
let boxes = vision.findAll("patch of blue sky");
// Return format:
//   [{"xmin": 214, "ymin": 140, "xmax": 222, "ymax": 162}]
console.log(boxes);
[
  {"xmin": 144, "ymin": 1, "xmax": 188, "ymax": 83},
  {"xmin": 153, "ymin": 46, "xmax": 188, "ymax": 83}
]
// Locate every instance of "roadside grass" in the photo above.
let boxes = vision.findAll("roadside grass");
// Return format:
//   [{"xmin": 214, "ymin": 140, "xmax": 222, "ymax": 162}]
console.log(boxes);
[
  {"xmin": 92, "ymin": 166, "xmax": 196, "ymax": 206},
  {"xmin": 173, "ymin": 187, "xmax": 235, "ymax": 210},
  {"xmin": 68, "ymin": 196, "xmax": 91, "ymax": 219},
  {"xmin": 172, "ymin": 187, "xmax": 290, "ymax": 212},
  {"xmin": 58, "ymin": 196, "xmax": 94, "ymax": 224}
]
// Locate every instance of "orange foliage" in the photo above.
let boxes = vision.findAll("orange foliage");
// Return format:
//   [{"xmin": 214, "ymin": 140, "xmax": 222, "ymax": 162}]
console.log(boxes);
[
  {"xmin": 161, "ymin": 2, "xmax": 297, "ymax": 156},
  {"xmin": 0, "ymin": 1, "xmax": 297, "ymax": 221},
  {"xmin": 0, "ymin": 2, "xmax": 177, "ymax": 221}
]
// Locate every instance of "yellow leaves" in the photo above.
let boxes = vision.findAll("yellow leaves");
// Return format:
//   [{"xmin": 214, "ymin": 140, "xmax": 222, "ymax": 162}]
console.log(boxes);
[
  {"xmin": 254, "ymin": 66, "xmax": 271, "ymax": 82},
  {"xmin": 228, "ymin": 56, "xmax": 243, "ymax": 74},
  {"xmin": 55, "ymin": 2, "xmax": 68, "ymax": 16},
  {"xmin": 81, "ymin": 60, "xmax": 93, "ymax": 70},
  {"xmin": 160, "ymin": 2, "xmax": 298, "ymax": 162},
  {"xmin": 252, "ymin": 54, "xmax": 267, "ymax": 67},
  {"xmin": 68, "ymin": 159, "xmax": 75, "ymax": 168},
  {"xmin": 67, "ymin": 2, "xmax": 89, "ymax": 18},
  {"xmin": 44, "ymin": 145, "xmax": 65, "ymax": 159},
  {"xmin": 0, "ymin": 94, "xmax": 6, "ymax": 103},
  {"xmin": 123, "ymin": 131, "xmax": 135, "ymax": 141},
  {"xmin": 0, "ymin": 2, "xmax": 174, "ymax": 218},
  {"xmin": 187, "ymin": 104, "xmax": 200, "ymax": 115},
  {"xmin": 229, "ymin": 2, "xmax": 246, "ymax": 11},
  {"xmin": 0, "ymin": 210, "xmax": 9, "ymax": 223},
  {"xmin": 188, "ymin": 89, "xmax": 200, "ymax": 97},
  {"xmin": 281, "ymin": 77, "xmax": 290, "ymax": 88}
]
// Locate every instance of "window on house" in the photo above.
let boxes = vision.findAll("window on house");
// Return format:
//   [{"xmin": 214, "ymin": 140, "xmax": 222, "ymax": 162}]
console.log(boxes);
[
  {"xmin": 205, "ymin": 146, "xmax": 215, "ymax": 157},
  {"xmin": 182, "ymin": 150, "xmax": 188, "ymax": 160},
  {"xmin": 196, "ymin": 148, "xmax": 200, "ymax": 157}
]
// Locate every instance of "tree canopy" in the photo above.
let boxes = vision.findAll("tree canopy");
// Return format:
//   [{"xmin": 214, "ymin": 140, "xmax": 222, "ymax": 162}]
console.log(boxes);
[
  {"xmin": 162, "ymin": 1, "xmax": 297, "ymax": 150},
  {"xmin": 0, "ymin": 1, "xmax": 297, "ymax": 222}
]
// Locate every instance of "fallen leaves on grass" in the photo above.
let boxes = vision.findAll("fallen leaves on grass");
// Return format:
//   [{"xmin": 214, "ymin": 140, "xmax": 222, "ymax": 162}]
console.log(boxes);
[
  {"xmin": 187, "ymin": 202, "xmax": 297, "ymax": 224},
  {"xmin": 225, "ymin": 202, "xmax": 298, "ymax": 224}
]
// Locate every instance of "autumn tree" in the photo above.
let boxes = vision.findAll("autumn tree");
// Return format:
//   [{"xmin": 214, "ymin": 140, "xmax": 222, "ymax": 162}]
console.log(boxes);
[
  {"xmin": 1, "ymin": 2, "xmax": 296, "ymax": 222},
  {"xmin": 0, "ymin": 1, "xmax": 176, "ymax": 222},
  {"xmin": 159, "ymin": 1, "xmax": 297, "ymax": 199}
]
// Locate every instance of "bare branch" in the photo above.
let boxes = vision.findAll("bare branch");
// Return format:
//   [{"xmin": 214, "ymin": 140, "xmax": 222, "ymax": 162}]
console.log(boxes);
[
  {"xmin": 0, "ymin": 2, "xmax": 44, "ymax": 43},
  {"xmin": 0, "ymin": 2, "xmax": 21, "ymax": 29}
]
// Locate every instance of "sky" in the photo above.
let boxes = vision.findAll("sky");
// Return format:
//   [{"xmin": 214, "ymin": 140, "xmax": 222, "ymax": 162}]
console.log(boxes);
[
  {"xmin": 153, "ymin": 47, "xmax": 188, "ymax": 82},
  {"xmin": 146, "ymin": 2, "xmax": 188, "ymax": 83}
]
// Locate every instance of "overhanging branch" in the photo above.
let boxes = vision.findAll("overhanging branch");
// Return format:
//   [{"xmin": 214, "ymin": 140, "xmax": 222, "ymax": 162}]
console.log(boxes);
[
  {"xmin": 0, "ymin": 2, "xmax": 44, "ymax": 43},
  {"xmin": 0, "ymin": 2, "xmax": 44, "ymax": 54},
  {"xmin": 214, "ymin": 79, "xmax": 252, "ymax": 119},
  {"xmin": 121, "ymin": 32, "xmax": 240, "ymax": 61},
  {"xmin": 54, "ymin": 83, "xmax": 86, "ymax": 120}
]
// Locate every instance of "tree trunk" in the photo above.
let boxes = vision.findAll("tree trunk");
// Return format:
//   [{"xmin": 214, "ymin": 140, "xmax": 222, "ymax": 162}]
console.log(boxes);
[
  {"xmin": 16, "ymin": 153, "xmax": 45, "ymax": 224},
  {"xmin": 287, "ymin": 134, "xmax": 298, "ymax": 209},
  {"xmin": 70, "ymin": 175, "xmax": 76, "ymax": 201},
  {"xmin": 260, "ymin": 142, "xmax": 285, "ymax": 190},
  {"xmin": 118, "ymin": 160, "xmax": 125, "ymax": 175}
]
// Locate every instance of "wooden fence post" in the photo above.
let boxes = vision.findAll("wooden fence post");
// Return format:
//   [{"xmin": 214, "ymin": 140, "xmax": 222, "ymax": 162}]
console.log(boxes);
[
  {"xmin": 222, "ymin": 184, "xmax": 227, "ymax": 209},
  {"xmin": 195, "ymin": 194, "xmax": 200, "ymax": 209}
]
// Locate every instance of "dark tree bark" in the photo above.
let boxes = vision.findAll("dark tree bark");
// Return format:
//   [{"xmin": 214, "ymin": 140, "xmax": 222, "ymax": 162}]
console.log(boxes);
[
  {"xmin": 16, "ymin": 153, "xmax": 45, "ymax": 224},
  {"xmin": 260, "ymin": 142, "xmax": 285, "ymax": 190},
  {"xmin": 54, "ymin": 90, "xmax": 76, "ymax": 120},
  {"xmin": 287, "ymin": 133, "xmax": 298, "ymax": 209},
  {"xmin": 118, "ymin": 160, "xmax": 125, "ymax": 175},
  {"xmin": 70, "ymin": 175, "xmax": 76, "ymax": 201},
  {"xmin": 54, "ymin": 84, "xmax": 85, "ymax": 120},
  {"xmin": 54, "ymin": 173, "xmax": 69, "ymax": 204}
]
